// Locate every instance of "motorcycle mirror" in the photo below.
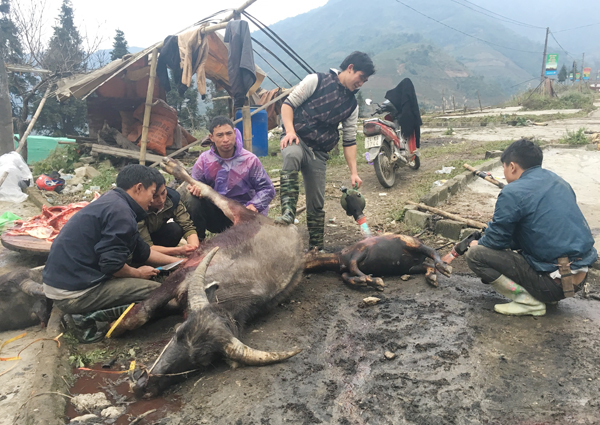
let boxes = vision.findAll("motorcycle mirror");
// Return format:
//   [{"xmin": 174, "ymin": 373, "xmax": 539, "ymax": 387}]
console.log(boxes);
[{"xmin": 365, "ymin": 98, "xmax": 372, "ymax": 106}]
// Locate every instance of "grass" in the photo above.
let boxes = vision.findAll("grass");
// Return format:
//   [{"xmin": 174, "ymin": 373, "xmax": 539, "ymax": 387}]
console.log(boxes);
[
  {"xmin": 68, "ymin": 347, "xmax": 114, "ymax": 368},
  {"xmin": 443, "ymin": 127, "xmax": 454, "ymax": 135},
  {"xmin": 32, "ymin": 145, "xmax": 81, "ymax": 176},
  {"xmin": 560, "ymin": 128, "xmax": 589, "ymax": 145},
  {"xmin": 521, "ymin": 91, "xmax": 595, "ymax": 111}
]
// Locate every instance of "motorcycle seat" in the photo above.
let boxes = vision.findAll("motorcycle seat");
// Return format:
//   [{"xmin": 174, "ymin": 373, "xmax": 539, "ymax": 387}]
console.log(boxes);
[{"xmin": 364, "ymin": 118, "xmax": 399, "ymax": 130}]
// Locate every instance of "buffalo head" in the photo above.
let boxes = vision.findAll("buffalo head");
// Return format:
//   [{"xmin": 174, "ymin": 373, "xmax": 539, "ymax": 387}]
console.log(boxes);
[{"xmin": 130, "ymin": 247, "xmax": 301, "ymax": 398}]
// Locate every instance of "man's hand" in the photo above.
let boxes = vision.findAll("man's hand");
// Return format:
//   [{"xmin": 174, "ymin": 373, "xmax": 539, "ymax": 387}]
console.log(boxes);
[
  {"xmin": 246, "ymin": 204, "xmax": 258, "ymax": 212},
  {"xmin": 280, "ymin": 132, "xmax": 299, "ymax": 150},
  {"xmin": 351, "ymin": 173, "xmax": 363, "ymax": 189},
  {"xmin": 137, "ymin": 265, "xmax": 159, "ymax": 279},
  {"xmin": 188, "ymin": 184, "xmax": 202, "ymax": 198},
  {"xmin": 469, "ymin": 240, "xmax": 479, "ymax": 247}
]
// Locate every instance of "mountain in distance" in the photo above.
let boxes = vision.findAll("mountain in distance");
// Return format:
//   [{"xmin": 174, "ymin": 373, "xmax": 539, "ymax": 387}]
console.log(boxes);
[{"xmin": 253, "ymin": 0, "xmax": 594, "ymax": 108}]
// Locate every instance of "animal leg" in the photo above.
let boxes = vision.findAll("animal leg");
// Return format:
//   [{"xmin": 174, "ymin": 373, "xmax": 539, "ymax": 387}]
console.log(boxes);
[
  {"xmin": 341, "ymin": 257, "xmax": 385, "ymax": 291},
  {"xmin": 397, "ymin": 235, "xmax": 452, "ymax": 277},
  {"xmin": 408, "ymin": 262, "xmax": 438, "ymax": 287}
]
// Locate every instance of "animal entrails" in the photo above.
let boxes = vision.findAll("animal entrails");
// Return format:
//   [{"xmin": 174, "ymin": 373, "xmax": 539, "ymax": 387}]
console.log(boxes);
[{"xmin": 305, "ymin": 234, "xmax": 452, "ymax": 290}]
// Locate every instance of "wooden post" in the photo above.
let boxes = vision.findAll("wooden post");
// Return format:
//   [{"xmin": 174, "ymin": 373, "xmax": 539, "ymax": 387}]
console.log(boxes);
[
  {"xmin": 228, "ymin": 97, "xmax": 234, "ymax": 120},
  {"xmin": 241, "ymin": 99, "xmax": 253, "ymax": 152},
  {"xmin": 139, "ymin": 48, "xmax": 159, "ymax": 165},
  {"xmin": 406, "ymin": 201, "xmax": 488, "ymax": 229},
  {"xmin": 477, "ymin": 90, "xmax": 482, "ymax": 112},
  {"xmin": 441, "ymin": 89, "xmax": 445, "ymax": 114},
  {"xmin": 452, "ymin": 95, "xmax": 456, "ymax": 112},
  {"xmin": 16, "ymin": 84, "xmax": 52, "ymax": 158}
]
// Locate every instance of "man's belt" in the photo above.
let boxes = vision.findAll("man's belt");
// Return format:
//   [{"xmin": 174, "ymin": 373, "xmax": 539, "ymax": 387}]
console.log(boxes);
[{"xmin": 557, "ymin": 256, "xmax": 577, "ymax": 298}]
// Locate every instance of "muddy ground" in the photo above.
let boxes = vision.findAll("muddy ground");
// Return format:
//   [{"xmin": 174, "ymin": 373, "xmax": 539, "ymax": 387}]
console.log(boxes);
[{"xmin": 2, "ymin": 105, "xmax": 600, "ymax": 424}]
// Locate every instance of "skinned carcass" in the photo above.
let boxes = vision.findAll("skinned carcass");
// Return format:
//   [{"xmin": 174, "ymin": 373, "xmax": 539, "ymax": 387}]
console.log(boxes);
[
  {"xmin": 0, "ymin": 268, "xmax": 51, "ymax": 331},
  {"xmin": 114, "ymin": 158, "xmax": 304, "ymax": 398},
  {"xmin": 304, "ymin": 234, "xmax": 452, "ymax": 290}
]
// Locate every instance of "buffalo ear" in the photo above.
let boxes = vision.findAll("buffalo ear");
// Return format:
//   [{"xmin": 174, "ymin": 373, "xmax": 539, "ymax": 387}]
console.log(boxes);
[{"xmin": 205, "ymin": 281, "xmax": 220, "ymax": 303}]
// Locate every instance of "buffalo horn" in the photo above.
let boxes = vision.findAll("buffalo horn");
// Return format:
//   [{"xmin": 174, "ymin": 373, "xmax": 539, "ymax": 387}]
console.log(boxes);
[
  {"xmin": 187, "ymin": 247, "xmax": 219, "ymax": 312},
  {"xmin": 223, "ymin": 337, "xmax": 302, "ymax": 366}
]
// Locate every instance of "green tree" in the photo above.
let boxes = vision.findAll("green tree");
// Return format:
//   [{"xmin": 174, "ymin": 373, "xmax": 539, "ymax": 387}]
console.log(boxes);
[
  {"xmin": 204, "ymin": 80, "xmax": 229, "ymax": 122},
  {"xmin": 110, "ymin": 29, "xmax": 129, "ymax": 61},
  {"xmin": 36, "ymin": 0, "xmax": 87, "ymax": 136},
  {"xmin": 166, "ymin": 73, "xmax": 202, "ymax": 131},
  {"xmin": 557, "ymin": 64, "xmax": 567, "ymax": 83},
  {"xmin": 356, "ymin": 91, "xmax": 366, "ymax": 117}
]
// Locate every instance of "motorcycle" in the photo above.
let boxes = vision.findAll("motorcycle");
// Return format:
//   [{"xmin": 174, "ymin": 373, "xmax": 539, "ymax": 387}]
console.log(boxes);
[{"xmin": 363, "ymin": 99, "xmax": 420, "ymax": 188}]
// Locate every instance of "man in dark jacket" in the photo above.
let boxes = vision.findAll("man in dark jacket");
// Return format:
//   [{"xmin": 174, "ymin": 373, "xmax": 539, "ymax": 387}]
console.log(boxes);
[
  {"xmin": 465, "ymin": 139, "xmax": 597, "ymax": 316},
  {"xmin": 43, "ymin": 165, "xmax": 182, "ymax": 341},
  {"xmin": 276, "ymin": 51, "xmax": 375, "ymax": 251}
]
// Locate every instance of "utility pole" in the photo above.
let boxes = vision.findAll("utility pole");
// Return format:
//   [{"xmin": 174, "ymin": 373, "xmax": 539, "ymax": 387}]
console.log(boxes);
[
  {"xmin": 580, "ymin": 53, "xmax": 585, "ymax": 89},
  {"xmin": 540, "ymin": 27, "xmax": 549, "ymax": 83}
]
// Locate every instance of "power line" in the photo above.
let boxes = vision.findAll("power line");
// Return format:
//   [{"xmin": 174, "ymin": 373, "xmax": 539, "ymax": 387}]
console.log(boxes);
[
  {"xmin": 549, "ymin": 31, "xmax": 577, "ymax": 61},
  {"xmin": 509, "ymin": 77, "xmax": 538, "ymax": 89},
  {"xmin": 395, "ymin": 0, "xmax": 542, "ymax": 54},
  {"xmin": 449, "ymin": 0, "xmax": 545, "ymax": 30},
  {"xmin": 553, "ymin": 22, "xmax": 600, "ymax": 33}
]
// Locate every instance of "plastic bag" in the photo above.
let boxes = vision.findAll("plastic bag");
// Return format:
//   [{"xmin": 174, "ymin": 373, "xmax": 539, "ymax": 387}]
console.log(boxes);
[
  {"xmin": 0, "ymin": 152, "xmax": 32, "ymax": 203},
  {"xmin": 0, "ymin": 212, "xmax": 21, "ymax": 232},
  {"xmin": 435, "ymin": 166, "xmax": 455, "ymax": 174}
]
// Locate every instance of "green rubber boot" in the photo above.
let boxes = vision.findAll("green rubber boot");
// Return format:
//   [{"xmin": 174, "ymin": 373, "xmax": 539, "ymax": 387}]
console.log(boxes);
[
  {"xmin": 307, "ymin": 210, "xmax": 326, "ymax": 251},
  {"xmin": 490, "ymin": 275, "xmax": 546, "ymax": 316},
  {"xmin": 63, "ymin": 304, "xmax": 132, "ymax": 343},
  {"xmin": 275, "ymin": 171, "xmax": 299, "ymax": 225}
]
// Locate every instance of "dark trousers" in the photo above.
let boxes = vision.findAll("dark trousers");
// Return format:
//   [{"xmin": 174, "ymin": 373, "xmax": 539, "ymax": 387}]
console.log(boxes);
[
  {"xmin": 151, "ymin": 221, "xmax": 184, "ymax": 247},
  {"xmin": 465, "ymin": 245, "xmax": 565, "ymax": 303},
  {"xmin": 183, "ymin": 195, "xmax": 232, "ymax": 240}
]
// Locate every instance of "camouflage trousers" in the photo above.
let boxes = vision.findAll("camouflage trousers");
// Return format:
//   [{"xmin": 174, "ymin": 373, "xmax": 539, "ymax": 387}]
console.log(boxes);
[{"xmin": 282, "ymin": 139, "xmax": 328, "ymax": 249}]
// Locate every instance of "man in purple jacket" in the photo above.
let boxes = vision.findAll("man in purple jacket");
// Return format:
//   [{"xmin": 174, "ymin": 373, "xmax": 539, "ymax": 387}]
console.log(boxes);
[{"xmin": 183, "ymin": 115, "xmax": 275, "ymax": 239}]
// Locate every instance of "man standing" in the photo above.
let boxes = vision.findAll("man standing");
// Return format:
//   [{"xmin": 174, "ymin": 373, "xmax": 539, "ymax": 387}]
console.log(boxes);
[
  {"xmin": 184, "ymin": 115, "xmax": 275, "ymax": 239},
  {"xmin": 276, "ymin": 51, "xmax": 375, "ymax": 251},
  {"xmin": 43, "ymin": 165, "xmax": 182, "ymax": 341},
  {"xmin": 464, "ymin": 139, "xmax": 597, "ymax": 316}
]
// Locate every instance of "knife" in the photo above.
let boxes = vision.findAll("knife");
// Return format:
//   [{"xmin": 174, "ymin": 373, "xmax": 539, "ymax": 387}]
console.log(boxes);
[{"xmin": 156, "ymin": 259, "xmax": 183, "ymax": 272}]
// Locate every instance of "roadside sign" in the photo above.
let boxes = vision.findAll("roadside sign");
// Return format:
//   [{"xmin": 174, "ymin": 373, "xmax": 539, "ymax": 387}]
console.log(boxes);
[
  {"xmin": 545, "ymin": 54, "xmax": 559, "ymax": 75},
  {"xmin": 583, "ymin": 67, "xmax": 591, "ymax": 80}
]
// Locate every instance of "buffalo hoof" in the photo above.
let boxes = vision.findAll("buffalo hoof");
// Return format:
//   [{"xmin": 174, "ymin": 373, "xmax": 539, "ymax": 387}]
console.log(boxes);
[
  {"xmin": 426, "ymin": 273, "xmax": 438, "ymax": 287},
  {"xmin": 435, "ymin": 261, "xmax": 452, "ymax": 277}
]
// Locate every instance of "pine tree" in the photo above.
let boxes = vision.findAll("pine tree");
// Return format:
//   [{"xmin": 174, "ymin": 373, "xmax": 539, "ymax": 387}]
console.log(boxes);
[
  {"xmin": 166, "ymin": 73, "xmax": 202, "ymax": 131},
  {"xmin": 557, "ymin": 64, "xmax": 567, "ymax": 83},
  {"xmin": 205, "ymin": 80, "xmax": 229, "ymax": 121},
  {"xmin": 110, "ymin": 29, "xmax": 129, "ymax": 61},
  {"xmin": 36, "ymin": 0, "xmax": 87, "ymax": 136},
  {"xmin": 43, "ymin": 0, "xmax": 84, "ymax": 73}
]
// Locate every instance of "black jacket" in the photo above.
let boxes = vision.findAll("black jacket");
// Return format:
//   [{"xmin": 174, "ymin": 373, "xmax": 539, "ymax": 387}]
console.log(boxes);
[
  {"xmin": 224, "ymin": 20, "xmax": 257, "ymax": 109},
  {"xmin": 43, "ymin": 188, "xmax": 151, "ymax": 291},
  {"xmin": 385, "ymin": 78, "xmax": 422, "ymax": 148}
]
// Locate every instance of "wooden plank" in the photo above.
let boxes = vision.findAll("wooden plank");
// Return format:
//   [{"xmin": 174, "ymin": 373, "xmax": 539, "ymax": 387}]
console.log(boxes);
[
  {"xmin": 92, "ymin": 144, "xmax": 163, "ymax": 163},
  {"xmin": 1, "ymin": 234, "xmax": 52, "ymax": 255},
  {"xmin": 406, "ymin": 201, "xmax": 488, "ymax": 229},
  {"xmin": 139, "ymin": 48, "xmax": 159, "ymax": 165}
]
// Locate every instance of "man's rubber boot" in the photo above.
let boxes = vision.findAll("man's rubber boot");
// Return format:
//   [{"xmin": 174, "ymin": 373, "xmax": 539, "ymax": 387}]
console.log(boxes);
[
  {"xmin": 63, "ymin": 305, "xmax": 131, "ymax": 343},
  {"xmin": 307, "ymin": 210, "xmax": 326, "ymax": 251},
  {"xmin": 490, "ymin": 275, "xmax": 546, "ymax": 316},
  {"xmin": 274, "ymin": 171, "xmax": 299, "ymax": 225}
]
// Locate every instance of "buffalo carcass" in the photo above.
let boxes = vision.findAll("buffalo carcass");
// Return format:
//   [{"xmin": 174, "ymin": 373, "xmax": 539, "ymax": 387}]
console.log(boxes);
[
  {"xmin": 0, "ymin": 268, "xmax": 51, "ymax": 331},
  {"xmin": 305, "ymin": 234, "xmax": 452, "ymax": 290},
  {"xmin": 113, "ymin": 158, "xmax": 304, "ymax": 398}
]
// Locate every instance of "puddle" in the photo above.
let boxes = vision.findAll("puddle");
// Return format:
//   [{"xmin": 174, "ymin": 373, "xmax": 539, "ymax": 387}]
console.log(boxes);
[{"xmin": 67, "ymin": 363, "xmax": 181, "ymax": 424}]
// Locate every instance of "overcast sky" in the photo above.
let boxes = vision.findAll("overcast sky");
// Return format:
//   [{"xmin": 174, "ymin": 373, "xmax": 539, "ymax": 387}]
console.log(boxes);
[{"xmin": 37, "ymin": 0, "xmax": 328, "ymax": 50}]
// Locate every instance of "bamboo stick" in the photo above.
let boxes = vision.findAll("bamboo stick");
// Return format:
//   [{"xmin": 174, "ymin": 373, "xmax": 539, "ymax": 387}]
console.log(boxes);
[
  {"xmin": 463, "ymin": 164, "xmax": 505, "ymax": 188},
  {"xmin": 0, "ymin": 171, "xmax": 8, "ymax": 188},
  {"xmin": 16, "ymin": 85, "xmax": 52, "ymax": 155},
  {"xmin": 406, "ymin": 201, "xmax": 488, "ymax": 229},
  {"xmin": 241, "ymin": 101, "xmax": 253, "ymax": 152},
  {"xmin": 139, "ymin": 48, "xmax": 159, "ymax": 164},
  {"xmin": 92, "ymin": 144, "xmax": 163, "ymax": 163}
]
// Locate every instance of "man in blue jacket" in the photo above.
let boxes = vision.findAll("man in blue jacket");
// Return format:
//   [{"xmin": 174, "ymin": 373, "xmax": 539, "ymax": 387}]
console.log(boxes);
[
  {"xmin": 43, "ymin": 165, "xmax": 182, "ymax": 341},
  {"xmin": 465, "ymin": 139, "xmax": 597, "ymax": 316}
]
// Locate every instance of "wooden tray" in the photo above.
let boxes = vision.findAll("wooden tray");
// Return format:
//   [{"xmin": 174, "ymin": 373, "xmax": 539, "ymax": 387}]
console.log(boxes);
[{"xmin": 1, "ymin": 233, "xmax": 52, "ymax": 255}]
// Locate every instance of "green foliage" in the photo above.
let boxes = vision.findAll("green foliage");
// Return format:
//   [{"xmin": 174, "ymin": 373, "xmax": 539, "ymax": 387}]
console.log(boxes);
[
  {"xmin": 521, "ymin": 91, "xmax": 594, "ymax": 111},
  {"xmin": 110, "ymin": 29, "xmax": 129, "ymax": 61},
  {"xmin": 69, "ymin": 348, "xmax": 112, "ymax": 368},
  {"xmin": 515, "ymin": 116, "xmax": 528, "ymax": 126},
  {"xmin": 166, "ymin": 73, "xmax": 202, "ymax": 131},
  {"xmin": 204, "ymin": 81, "xmax": 229, "ymax": 122},
  {"xmin": 558, "ymin": 64, "xmax": 568, "ymax": 83},
  {"xmin": 43, "ymin": 0, "xmax": 84, "ymax": 73},
  {"xmin": 444, "ymin": 126, "xmax": 454, "ymax": 135},
  {"xmin": 32, "ymin": 145, "xmax": 81, "ymax": 175},
  {"xmin": 85, "ymin": 163, "xmax": 118, "ymax": 191},
  {"xmin": 560, "ymin": 128, "xmax": 589, "ymax": 145}
]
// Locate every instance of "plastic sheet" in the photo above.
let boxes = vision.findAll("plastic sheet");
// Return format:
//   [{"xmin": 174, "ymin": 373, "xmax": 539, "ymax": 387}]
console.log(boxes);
[{"xmin": 0, "ymin": 152, "xmax": 32, "ymax": 203}]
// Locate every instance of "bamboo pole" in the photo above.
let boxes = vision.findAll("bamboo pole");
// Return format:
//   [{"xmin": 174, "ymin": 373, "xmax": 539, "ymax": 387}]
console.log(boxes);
[
  {"xmin": 232, "ymin": 88, "xmax": 292, "ymax": 125},
  {"xmin": 0, "ymin": 170, "xmax": 8, "ymax": 188},
  {"xmin": 16, "ymin": 85, "xmax": 52, "ymax": 155},
  {"xmin": 406, "ymin": 201, "xmax": 488, "ymax": 229},
  {"xmin": 241, "ymin": 100, "xmax": 253, "ymax": 152},
  {"xmin": 139, "ymin": 48, "xmax": 159, "ymax": 164}
]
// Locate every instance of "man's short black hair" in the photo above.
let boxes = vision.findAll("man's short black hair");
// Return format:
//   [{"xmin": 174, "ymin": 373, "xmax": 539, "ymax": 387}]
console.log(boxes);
[
  {"xmin": 149, "ymin": 167, "xmax": 166, "ymax": 188},
  {"xmin": 501, "ymin": 139, "xmax": 543, "ymax": 170},
  {"xmin": 209, "ymin": 116, "xmax": 235, "ymax": 134},
  {"xmin": 116, "ymin": 164, "xmax": 158, "ymax": 190},
  {"xmin": 340, "ymin": 51, "xmax": 375, "ymax": 77}
]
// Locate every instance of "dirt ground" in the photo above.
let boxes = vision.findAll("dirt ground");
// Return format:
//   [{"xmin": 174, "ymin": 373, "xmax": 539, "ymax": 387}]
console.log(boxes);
[{"xmin": 2, "ymin": 103, "xmax": 600, "ymax": 424}]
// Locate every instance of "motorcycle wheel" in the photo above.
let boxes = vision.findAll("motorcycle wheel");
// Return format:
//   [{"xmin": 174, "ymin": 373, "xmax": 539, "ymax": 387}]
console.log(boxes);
[
  {"xmin": 408, "ymin": 154, "xmax": 420, "ymax": 170},
  {"xmin": 373, "ymin": 143, "xmax": 396, "ymax": 188}
]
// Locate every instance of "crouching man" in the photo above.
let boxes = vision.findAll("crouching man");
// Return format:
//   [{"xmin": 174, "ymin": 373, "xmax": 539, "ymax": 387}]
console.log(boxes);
[
  {"xmin": 464, "ymin": 139, "xmax": 597, "ymax": 316},
  {"xmin": 43, "ymin": 165, "xmax": 183, "ymax": 342}
]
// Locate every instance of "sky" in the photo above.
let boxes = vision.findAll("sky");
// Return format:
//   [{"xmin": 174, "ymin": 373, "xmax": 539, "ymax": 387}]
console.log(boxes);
[{"xmin": 32, "ymin": 0, "xmax": 329, "ymax": 50}]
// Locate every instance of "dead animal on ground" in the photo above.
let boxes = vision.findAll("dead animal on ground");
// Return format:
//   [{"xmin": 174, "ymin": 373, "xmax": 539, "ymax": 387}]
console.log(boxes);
[
  {"xmin": 0, "ymin": 268, "xmax": 51, "ymax": 331},
  {"xmin": 304, "ymin": 234, "xmax": 452, "ymax": 290},
  {"xmin": 111, "ymin": 158, "xmax": 304, "ymax": 398}
]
